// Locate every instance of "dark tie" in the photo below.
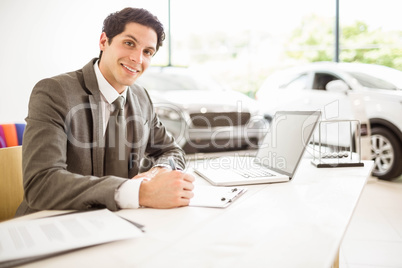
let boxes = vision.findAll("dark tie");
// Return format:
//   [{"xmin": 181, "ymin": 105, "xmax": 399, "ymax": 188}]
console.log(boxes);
[{"xmin": 104, "ymin": 96, "xmax": 128, "ymax": 178}]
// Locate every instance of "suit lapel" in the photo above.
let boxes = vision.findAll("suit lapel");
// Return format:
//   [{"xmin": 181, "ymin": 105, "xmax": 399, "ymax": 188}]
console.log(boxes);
[
  {"xmin": 83, "ymin": 58, "xmax": 105, "ymax": 177},
  {"xmin": 126, "ymin": 88, "xmax": 147, "ymax": 177}
]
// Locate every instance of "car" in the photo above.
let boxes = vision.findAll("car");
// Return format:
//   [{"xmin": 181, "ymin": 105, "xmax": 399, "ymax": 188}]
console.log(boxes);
[
  {"xmin": 136, "ymin": 66, "xmax": 267, "ymax": 153},
  {"xmin": 255, "ymin": 62, "xmax": 402, "ymax": 180}
]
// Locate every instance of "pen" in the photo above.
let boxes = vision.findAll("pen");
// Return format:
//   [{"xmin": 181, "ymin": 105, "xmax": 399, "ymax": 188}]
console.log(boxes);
[{"xmin": 168, "ymin": 156, "xmax": 178, "ymax": 170}]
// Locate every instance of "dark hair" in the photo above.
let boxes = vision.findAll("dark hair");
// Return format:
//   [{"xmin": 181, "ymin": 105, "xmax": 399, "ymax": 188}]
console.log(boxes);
[{"xmin": 99, "ymin": 7, "xmax": 165, "ymax": 59}]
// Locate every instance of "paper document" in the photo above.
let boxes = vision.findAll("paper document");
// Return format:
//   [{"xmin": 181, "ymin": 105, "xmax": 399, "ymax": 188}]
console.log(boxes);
[
  {"xmin": 190, "ymin": 185, "xmax": 247, "ymax": 208},
  {"xmin": 0, "ymin": 209, "xmax": 143, "ymax": 266}
]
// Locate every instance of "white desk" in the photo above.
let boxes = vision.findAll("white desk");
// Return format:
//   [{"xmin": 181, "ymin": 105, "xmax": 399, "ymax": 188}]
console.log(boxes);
[{"xmin": 12, "ymin": 159, "xmax": 373, "ymax": 268}]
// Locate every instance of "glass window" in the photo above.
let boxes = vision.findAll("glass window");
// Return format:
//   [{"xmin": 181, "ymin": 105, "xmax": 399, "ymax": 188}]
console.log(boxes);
[
  {"xmin": 281, "ymin": 73, "xmax": 309, "ymax": 90},
  {"xmin": 313, "ymin": 73, "xmax": 341, "ymax": 90},
  {"xmin": 347, "ymin": 72, "xmax": 397, "ymax": 90},
  {"xmin": 260, "ymin": 71, "xmax": 308, "ymax": 92}
]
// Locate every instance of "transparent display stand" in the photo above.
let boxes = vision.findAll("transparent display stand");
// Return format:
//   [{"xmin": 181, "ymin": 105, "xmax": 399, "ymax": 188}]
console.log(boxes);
[{"xmin": 311, "ymin": 120, "xmax": 364, "ymax": 168}]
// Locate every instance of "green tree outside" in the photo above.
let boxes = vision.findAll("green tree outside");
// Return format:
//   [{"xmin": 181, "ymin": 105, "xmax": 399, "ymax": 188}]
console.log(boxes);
[{"xmin": 286, "ymin": 15, "xmax": 402, "ymax": 70}]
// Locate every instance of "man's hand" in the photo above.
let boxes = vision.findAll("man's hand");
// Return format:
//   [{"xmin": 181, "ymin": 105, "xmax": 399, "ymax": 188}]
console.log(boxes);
[{"xmin": 138, "ymin": 170, "xmax": 195, "ymax": 208}]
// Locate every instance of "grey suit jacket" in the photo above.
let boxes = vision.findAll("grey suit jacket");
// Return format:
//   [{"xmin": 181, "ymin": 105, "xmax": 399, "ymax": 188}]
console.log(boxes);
[{"xmin": 16, "ymin": 58, "xmax": 185, "ymax": 216}]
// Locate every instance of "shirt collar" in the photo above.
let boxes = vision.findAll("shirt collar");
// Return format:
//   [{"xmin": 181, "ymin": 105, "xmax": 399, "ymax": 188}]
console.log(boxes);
[{"xmin": 94, "ymin": 60, "xmax": 128, "ymax": 105}]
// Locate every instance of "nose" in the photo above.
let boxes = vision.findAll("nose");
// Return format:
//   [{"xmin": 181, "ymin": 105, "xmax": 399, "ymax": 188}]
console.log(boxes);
[{"xmin": 130, "ymin": 49, "xmax": 143, "ymax": 64}]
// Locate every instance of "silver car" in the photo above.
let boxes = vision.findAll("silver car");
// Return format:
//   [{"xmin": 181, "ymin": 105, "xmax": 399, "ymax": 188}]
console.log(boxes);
[
  {"xmin": 137, "ymin": 66, "xmax": 267, "ymax": 153},
  {"xmin": 256, "ymin": 62, "xmax": 402, "ymax": 180}
]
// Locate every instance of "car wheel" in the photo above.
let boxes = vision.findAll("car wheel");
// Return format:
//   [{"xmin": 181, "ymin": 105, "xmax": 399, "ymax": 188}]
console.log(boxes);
[{"xmin": 370, "ymin": 127, "xmax": 402, "ymax": 180}]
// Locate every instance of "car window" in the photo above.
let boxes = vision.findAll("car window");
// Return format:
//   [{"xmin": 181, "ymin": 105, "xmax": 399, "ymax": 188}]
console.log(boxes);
[
  {"xmin": 312, "ymin": 73, "xmax": 341, "ymax": 90},
  {"xmin": 346, "ymin": 72, "xmax": 398, "ymax": 90},
  {"xmin": 260, "ymin": 71, "xmax": 307, "ymax": 90},
  {"xmin": 283, "ymin": 73, "xmax": 309, "ymax": 90}
]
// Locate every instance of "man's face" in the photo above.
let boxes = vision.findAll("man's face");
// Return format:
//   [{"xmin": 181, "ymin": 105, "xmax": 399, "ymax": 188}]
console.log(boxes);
[{"xmin": 98, "ymin": 22, "xmax": 157, "ymax": 93}]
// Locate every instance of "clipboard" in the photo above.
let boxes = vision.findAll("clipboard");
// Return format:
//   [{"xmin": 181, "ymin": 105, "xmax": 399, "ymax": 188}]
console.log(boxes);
[{"xmin": 189, "ymin": 185, "xmax": 247, "ymax": 208}]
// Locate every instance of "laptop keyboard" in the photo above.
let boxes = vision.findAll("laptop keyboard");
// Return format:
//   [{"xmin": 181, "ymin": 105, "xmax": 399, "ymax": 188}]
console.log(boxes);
[{"xmin": 233, "ymin": 169, "xmax": 274, "ymax": 178}]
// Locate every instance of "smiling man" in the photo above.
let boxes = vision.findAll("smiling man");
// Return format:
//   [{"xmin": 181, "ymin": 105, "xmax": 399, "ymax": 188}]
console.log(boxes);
[{"xmin": 16, "ymin": 8, "xmax": 194, "ymax": 216}]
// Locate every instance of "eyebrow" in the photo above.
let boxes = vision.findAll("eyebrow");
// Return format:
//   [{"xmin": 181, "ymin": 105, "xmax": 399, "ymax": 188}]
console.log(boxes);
[{"xmin": 124, "ymin": 34, "xmax": 156, "ymax": 52}]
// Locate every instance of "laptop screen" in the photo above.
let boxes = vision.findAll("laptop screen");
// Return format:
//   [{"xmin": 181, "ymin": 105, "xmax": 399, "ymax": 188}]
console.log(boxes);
[{"xmin": 255, "ymin": 111, "xmax": 321, "ymax": 177}]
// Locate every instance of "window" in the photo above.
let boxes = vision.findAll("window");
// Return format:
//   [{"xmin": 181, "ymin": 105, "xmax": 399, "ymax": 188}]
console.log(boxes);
[
  {"xmin": 279, "ymin": 73, "xmax": 308, "ymax": 90},
  {"xmin": 347, "ymin": 72, "xmax": 397, "ymax": 90},
  {"xmin": 313, "ymin": 73, "xmax": 340, "ymax": 90}
]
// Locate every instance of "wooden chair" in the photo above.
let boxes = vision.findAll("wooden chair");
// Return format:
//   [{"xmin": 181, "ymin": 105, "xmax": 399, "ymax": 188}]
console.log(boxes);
[{"xmin": 0, "ymin": 146, "xmax": 23, "ymax": 222}]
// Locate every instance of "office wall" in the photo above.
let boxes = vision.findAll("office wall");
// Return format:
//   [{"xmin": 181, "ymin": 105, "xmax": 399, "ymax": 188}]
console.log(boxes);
[{"xmin": 0, "ymin": 0, "xmax": 167, "ymax": 123}]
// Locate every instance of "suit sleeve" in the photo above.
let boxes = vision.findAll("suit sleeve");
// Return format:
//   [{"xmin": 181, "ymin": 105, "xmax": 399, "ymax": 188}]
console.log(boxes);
[{"xmin": 139, "ymin": 87, "xmax": 187, "ymax": 170}]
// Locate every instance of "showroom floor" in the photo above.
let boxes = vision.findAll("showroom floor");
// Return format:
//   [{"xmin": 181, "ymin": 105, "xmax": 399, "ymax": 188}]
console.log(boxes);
[
  {"xmin": 189, "ymin": 151, "xmax": 402, "ymax": 267},
  {"xmin": 340, "ymin": 174, "xmax": 402, "ymax": 268}
]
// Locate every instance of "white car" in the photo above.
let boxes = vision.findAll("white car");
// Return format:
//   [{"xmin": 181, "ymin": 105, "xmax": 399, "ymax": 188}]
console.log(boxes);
[
  {"xmin": 256, "ymin": 62, "xmax": 402, "ymax": 180},
  {"xmin": 137, "ymin": 66, "xmax": 267, "ymax": 153}
]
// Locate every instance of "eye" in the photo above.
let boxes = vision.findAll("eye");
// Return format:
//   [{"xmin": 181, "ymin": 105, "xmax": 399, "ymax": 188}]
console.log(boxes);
[
  {"xmin": 144, "ymin": 49, "xmax": 154, "ymax": 57},
  {"xmin": 125, "ymin": 41, "xmax": 134, "ymax": 47}
]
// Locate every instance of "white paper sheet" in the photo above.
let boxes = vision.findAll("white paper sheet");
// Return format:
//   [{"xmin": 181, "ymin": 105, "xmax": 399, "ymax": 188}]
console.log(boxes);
[{"xmin": 0, "ymin": 209, "xmax": 143, "ymax": 264}]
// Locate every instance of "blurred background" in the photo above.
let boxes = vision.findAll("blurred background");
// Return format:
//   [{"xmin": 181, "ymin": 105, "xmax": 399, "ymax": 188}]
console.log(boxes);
[{"xmin": 1, "ymin": 0, "xmax": 401, "ymax": 122}]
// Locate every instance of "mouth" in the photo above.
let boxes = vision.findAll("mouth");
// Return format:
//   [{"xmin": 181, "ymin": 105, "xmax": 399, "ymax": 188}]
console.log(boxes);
[{"xmin": 122, "ymin": 64, "xmax": 140, "ymax": 74}]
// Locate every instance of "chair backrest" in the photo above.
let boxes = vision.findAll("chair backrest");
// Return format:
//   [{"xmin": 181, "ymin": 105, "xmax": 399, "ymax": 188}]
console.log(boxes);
[{"xmin": 0, "ymin": 146, "xmax": 23, "ymax": 222}]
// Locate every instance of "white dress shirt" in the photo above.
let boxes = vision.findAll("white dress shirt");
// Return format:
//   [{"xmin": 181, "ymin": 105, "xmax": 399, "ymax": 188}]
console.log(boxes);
[{"xmin": 94, "ymin": 61, "xmax": 142, "ymax": 209}]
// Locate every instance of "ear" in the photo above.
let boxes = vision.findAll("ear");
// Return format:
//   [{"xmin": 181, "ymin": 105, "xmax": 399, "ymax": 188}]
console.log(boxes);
[{"xmin": 99, "ymin": 32, "xmax": 108, "ymax": 51}]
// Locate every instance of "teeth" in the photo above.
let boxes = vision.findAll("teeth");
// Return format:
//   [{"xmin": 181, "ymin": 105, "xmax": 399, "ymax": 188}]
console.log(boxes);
[{"xmin": 123, "ymin": 64, "xmax": 137, "ymax": 72}]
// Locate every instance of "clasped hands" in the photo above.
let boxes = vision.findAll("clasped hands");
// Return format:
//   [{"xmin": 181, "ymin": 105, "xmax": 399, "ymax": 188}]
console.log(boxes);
[{"xmin": 133, "ymin": 166, "xmax": 195, "ymax": 209}]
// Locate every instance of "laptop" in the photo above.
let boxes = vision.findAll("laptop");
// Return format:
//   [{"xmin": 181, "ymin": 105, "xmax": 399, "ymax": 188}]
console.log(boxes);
[{"xmin": 193, "ymin": 111, "xmax": 321, "ymax": 186}]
